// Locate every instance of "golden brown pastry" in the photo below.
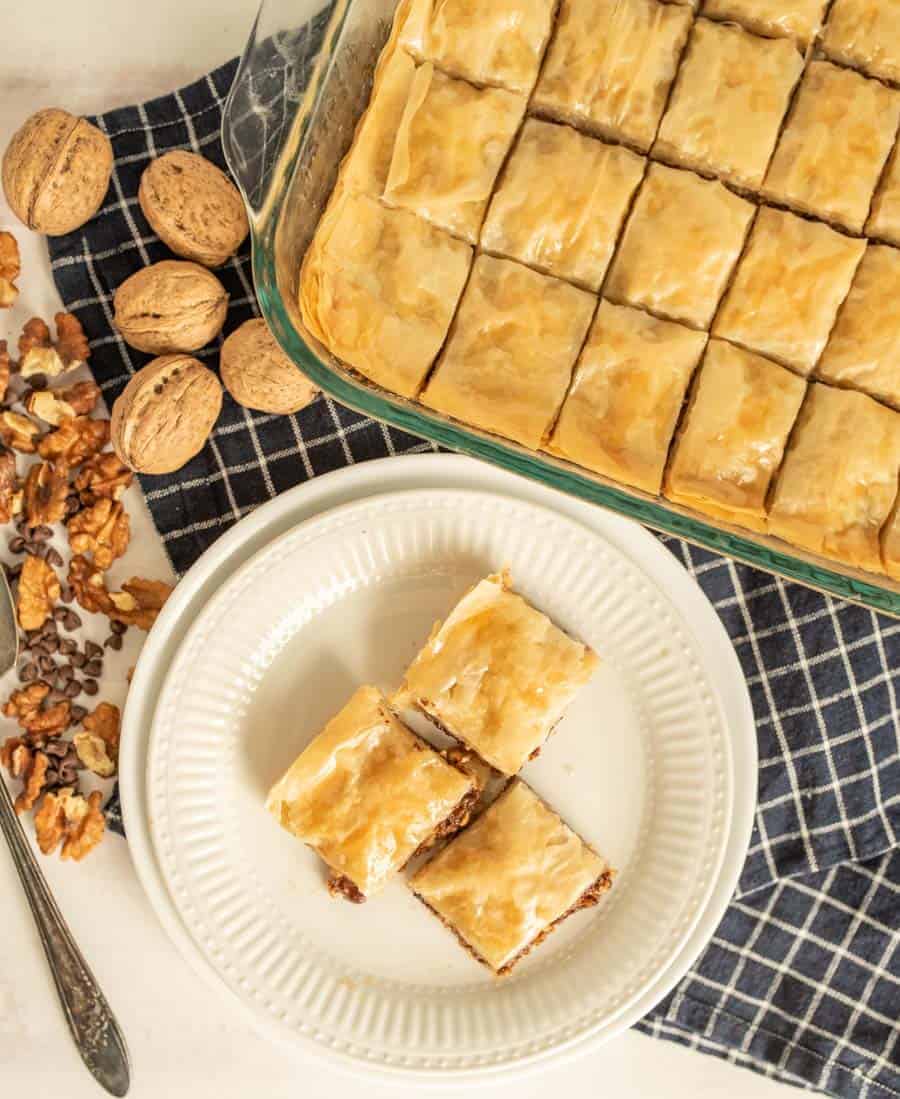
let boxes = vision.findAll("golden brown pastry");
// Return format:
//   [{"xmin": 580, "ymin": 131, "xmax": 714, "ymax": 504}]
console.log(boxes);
[
  {"xmin": 713, "ymin": 207, "xmax": 865, "ymax": 376},
  {"xmin": 411, "ymin": 779, "xmax": 612, "ymax": 974},
  {"xmin": 882, "ymin": 495, "xmax": 900, "ymax": 581},
  {"xmin": 399, "ymin": 0, "xmax": 557, "ymax": 93},
  {"xmin": 816, "ymin": 246, "xmax": 900, "ymax": 409},
  {"xmin": 266, "ymin": 686, "xmax": 476, "ymax": 900},
  {"xmin": 548, "ymin": 300, "xmax": 706, "ymax": 493},
  {"xmin": 665, "ymin": 340, "xmax": 807, "ymax": 532},
  {"xmin": 481, "ymin": 119, "xmax": 645, "ymax": 291},
  {"xmin": 532, "ymin": 0, "xmax": 692, "ymax": 152},
  {"xmin": 867, "ymin": 141, "xmax": 900, "ymax": 246},
  {"xmin": 605, "ymin": 162, "xmax": 754, "ymax": 328},
  {"xmin": 384, "ymin": 62, "xmax": 526, "ymax": 242},
  {"xmin": 768, "ymin": 384, "xmax": 900, "ymax": 573},
  {"xmin": 764, "ymin": 61, "xmax": 900, "ymax": 233},
  {"xmin": 421, "ymin": 255, "xmax": 596, "ymax": 449},
  {"xmin": 654, "ymin": 20, "xmax": 804, "ymax": 190},
  {"xmin": 822, "ymin": 0, "xmax": 900, "ymax": 84},
  {"xmin": 338, "ymin": 47, "xmax": 415, "ymax": 198},
  {"xmin": 299, "ymin": 193, "xmax": 472, "ymax": 398},
  {"xmin": 702, "ymin": 0, "xmax": 828, "ymax": 45},
  {"xmin": 401, "ymin": 571, "xmax": 599, "ymax": 775}
]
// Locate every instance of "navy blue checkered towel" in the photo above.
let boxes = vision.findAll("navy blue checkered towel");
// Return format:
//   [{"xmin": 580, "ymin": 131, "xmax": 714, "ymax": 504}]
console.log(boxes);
[{"xmin": 46, "ymin": 50, "xmax": 899, "ymax": 1099}]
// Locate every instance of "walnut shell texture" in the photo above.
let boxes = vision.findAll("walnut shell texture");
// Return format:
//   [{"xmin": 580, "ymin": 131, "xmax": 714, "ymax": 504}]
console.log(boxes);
[
  {"xmin": 114, "ymin": 260, "xmax": 228, "ymax": 354},
  {"xmin": 220, "ymin": 318, "xmax": 318, "ymax": 414},
  {"xmin": 110, "ymin": 354, "xmax": 223, "ymax": 475},
  {"xmin": 138, "ymin": 151, "xmax": 249, "ymax": 267},
  {"xmin": 2, "ymin": 108, "xmax": 113, "ymax": 236}
]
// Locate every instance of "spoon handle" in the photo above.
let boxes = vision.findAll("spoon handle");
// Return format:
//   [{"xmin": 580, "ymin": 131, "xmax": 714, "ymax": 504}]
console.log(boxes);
[{"xmin": 0, "ymin": 779, "xmax": 130, "ymax": 1096}]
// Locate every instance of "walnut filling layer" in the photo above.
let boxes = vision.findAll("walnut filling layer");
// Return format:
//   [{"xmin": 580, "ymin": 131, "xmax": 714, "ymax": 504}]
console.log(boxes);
[{"xmin": 414, "ymin": 868, "xmax": 615, "ymax": 974}]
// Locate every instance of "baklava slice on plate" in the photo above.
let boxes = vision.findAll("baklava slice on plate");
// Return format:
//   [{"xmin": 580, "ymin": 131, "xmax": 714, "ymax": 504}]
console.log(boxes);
[
  {"xmin": 266, "ymin": 686, "xmax": 479, "ymax": 901},
  {"xmin": 401, "ymin": 571, "xmax": 598, "ymax": 775}
]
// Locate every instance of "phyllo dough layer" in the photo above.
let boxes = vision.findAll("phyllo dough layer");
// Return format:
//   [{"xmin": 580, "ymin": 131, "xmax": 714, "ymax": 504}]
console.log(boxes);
[
  {"xmin": 822, "ymin": 0, "xmax": 900, "ymax": 85},
  {"xmin": 702, "ymin": 0, "xmax": 828, "ymax": 46}
]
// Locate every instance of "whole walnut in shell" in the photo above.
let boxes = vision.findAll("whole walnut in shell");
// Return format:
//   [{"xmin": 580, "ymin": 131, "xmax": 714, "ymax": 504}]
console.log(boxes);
[
  {"xmin": 139, "ymin": 151, "xmax": 248, "ymax": 267},
  {"xmin": 110, "ymin": 354, "xmax": 222, "ymax": 474},
  {"xmin": 2, "ymin": 108, "xmax": 113, "ymax": 236},
  {"xmin": 220, "ymin": 318, "xmax": 318, "ymax": 415},
  {"xmin": 114, "ymin": 260, "xmax": 228, "ymax": 354}
]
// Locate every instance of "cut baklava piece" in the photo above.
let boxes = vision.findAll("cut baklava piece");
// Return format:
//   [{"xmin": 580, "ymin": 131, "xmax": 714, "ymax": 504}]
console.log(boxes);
[
  {"xmin": 654, "ymin": 20, "xmax": 803, "ymax": 191},
  {"xmin": 299, "ymin": 193, "xmax": 472, "ymax": 398},
  {"xmin": 548, "ymin": 301, "xmax": 707, "ymax": 493},
  {"xmin": 383, "ymin": 62, "xmax": 526, "ymax": 243},
  {"xmin": 882, "ymin": 497, "xmax": 900, "ymax": 582},
  {"xmin": 481, "ymin": 120, "xmax": 645, "ymax": 291},
  {"xmin": 401, "ymin": 571, "xmax": 598, "ymax": 775},
  {"xmin": 532, "ymin": 0, "xmax": 692, "ymax": 152},
  {"xmin": 867, "ymin": 142, "xmax": 900, "ymax": 246},
  {"xmin": 768, "ymin": 385, "xmax": 900, "ymax": 573},
  {"xmin": 421, "ymin": 255, "xmax": 595, "ymax": 449},
  {"xmin": 605, "ymin": 162, "xmax": 754, "ymax": 329},
  {"xmin": 265, "ymin": 686, "xmax": 478, "ymax": 902},
  {"xmin": 338, "ymin": 47, "xmax": 415, "ymax": 197},
  {"xmin": 702, "ymin": 0, "xmax": 828, "ymax": 46},
  {"xmin": 764, "ymin": 62, "xmax": 900, "ymax": 234},
  {"xmin": 713, "ymin": 207, "xmax": 865, "ymax": 376},
  {"xmin": 817, "ymin": 246, "xmax": 900, "ymax": 409},
  {"xmin": 821, "ymin": 0, "xmax": 900, "ymax": 85},
  {"xmin": 665, "ymin": 340, "xmax": 806, "ymax": 532},
  {"xmin": 398, "ymin": 0, "xmax": 557, "ymax": 93},
  {"xmin": 411, "ymin": 779, "xmax": 613, "ymax": 974}
]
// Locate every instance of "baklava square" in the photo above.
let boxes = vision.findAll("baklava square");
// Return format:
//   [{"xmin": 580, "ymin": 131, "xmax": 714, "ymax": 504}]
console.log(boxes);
[
  {"xmin": 410, "ymin": 779, "xmax": 614, "ymax": 974},
  {"xmin": 821, "ymin": 0, "xmax": 900, "ymax": 85},
  {"xmin": 713, "ymin": 207, "xmax": 865, "ymax": 375},
  {"xmin": 605, "ymin": 162, "xmax": 754, "ymax": 329},
  {"xmin": 702, "ymin": 0, "xmax": 828, "ymax": 46},
  {"xmin": 654, "ymin": 19, "xmax": 804, "ymax": 190},
  {"xmin": 265, "ymin": 686, "xmax": 479, "ymax": 901},
  {"xmin": 421, "ymin": 255, "xmax": 596, "ymax": 449},
  {"xmin": 817, "ymin": 246, "xmax": 900, "ymax": 409},
  {"xmin": 338, "ymin": 47, "xmax": 415, "ymax": 197},
  {"xmin": 882, "ymin": 497, "xmax": 900, "ymax": 581},
  {"xmin": 665, "ymin": 340, "xmax": 807, "ymax": 532},
  {"xmin": 532, "ymin": 0, "xmax": 692, "ymax": 152},
  {"xmin": 399, "ymin": 0, "xmax": 557, "ymax": 93},
  {"xmin": 764, "ymin": 61, "xmax": 900, "ymax": 233},
  {"xmin": 383, "ymin": 62, "xmax": 526, "ymax": 243},
  {"xmin": 299, "ymin": 193, "xmax": 472, "ymax": 398},
  {"xmin": 481, "ymin": 119, "xmax": 646, "ymax": 291},
  {"xmin": 867, "ymin": 142, "xmax": 900, "ymax": 246},
  {"xmin": 547, "ymin": 300, "xmax": 707, "ymax": 493},
  {"xmin": 768, "ymin": 385, "xmax": 900, "ymax": 573},
  {"xmin": 401, "ymin": 571, "xmax": 599, "ymax": 775}
]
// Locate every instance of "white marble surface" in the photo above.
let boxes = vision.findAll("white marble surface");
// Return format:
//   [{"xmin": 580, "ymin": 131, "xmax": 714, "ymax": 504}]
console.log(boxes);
[{"xmin": 0, "ymin": 3, "xmax": 790, "ymax": 1096}]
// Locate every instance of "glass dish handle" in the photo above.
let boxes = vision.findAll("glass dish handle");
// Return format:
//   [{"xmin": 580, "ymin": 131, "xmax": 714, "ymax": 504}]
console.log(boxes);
[{"xmin": 222, "ymin": 0, "xmax": 340, "ymax": 227}]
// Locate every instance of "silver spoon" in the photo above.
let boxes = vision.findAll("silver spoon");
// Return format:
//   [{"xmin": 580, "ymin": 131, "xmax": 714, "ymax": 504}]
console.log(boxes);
[{"xmin": 0, "ymin": 568, "xmax": 130, "ymax": 1096}]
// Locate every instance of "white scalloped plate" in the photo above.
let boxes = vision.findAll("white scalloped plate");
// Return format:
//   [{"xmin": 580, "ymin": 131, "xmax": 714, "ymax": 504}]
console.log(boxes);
[{"xmin": 146, "ymin": 486, "xmax": 733, "ymax": 1075}]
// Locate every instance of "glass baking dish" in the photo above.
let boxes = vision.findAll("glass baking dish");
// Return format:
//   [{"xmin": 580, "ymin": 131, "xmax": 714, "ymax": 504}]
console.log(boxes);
[{"xmin": 222, "ymin": 0, "xmax": 900, "ymax": 618}]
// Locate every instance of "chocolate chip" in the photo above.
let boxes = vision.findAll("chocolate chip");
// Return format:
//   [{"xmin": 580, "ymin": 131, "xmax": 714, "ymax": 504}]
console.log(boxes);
[
  {"xmin": 25, "ymin": 629, "xmax": 41, "ymax": 646},
  {"xmin": 40, "ymin": 619, "xmax": 57, "ymax": 638},
  {"xmin": 70, "ymin": 651, "xmax": 86, "ymax": 668},
  {"xmin": 19, "ymin": 661, "xmax": 38, "ymax": 681},
  {"xmin": 8, "ymin": 536, "xmax": 25, "ymax": 554},
  {"xmin": 41, "ymin": 635, "xmax": 59, "ymax": 654},
  {"xmin": 59, "ymin": 638, "xmax": 76, "ymax": 655},
  {"xmin": 85, "ymin": 658, "xmax": 103, "ymax": 677},
  {"xmin": 65, "ymin": 495, "xmax": 81, "ymax": 516},
  {"xmin": 81, "ymin": 678, "xmax": 99, "ymax": 696},
  {"xmin": 31, "ymin": 525, "xmax": 53, "ymax": 542},
  {"xmin": 58, "ymin": 764, "xmax": 77, "ymax": 786},
  {"xmin": 70, "ymin": 705, "xmax": 87, "ymax": 723},
  {"xmin": 45, "ymin": 547, "xmax": 64, "ymax": 568},
  {"xmin": 52, "ymin": 606, "xmax": 68, "ymax": 622},
  {"xmin": 62, "ymin": 611, "xmax": 81, "ymax": 631},
  {"xmin": 64, "ymin": 680, "xmax": 81, "ymax": 699},
  {"xmin": 6, "ymin": 564, "xmax": 21, "ymax": 581},
  {"xmin": 43, "ymin": 739, "xmax": 69, "ymax": 759},
  {"xmin": 43, "ymin": 765, "xmax": 59, "ymax": 786},
  {"xmin": 24, "ymin": 541, "xmax": 46, "ymax": 558},
  {"xmin": 84, "ymin": 641, "xmax": 102, "ymax": 659},
  {"xmin": 104, "ymin": 634, "xmax": 123, "ymax": 651},
  {"xmin": 110, "ymin": 620, "xmax": 127, "ymax": 635},
  {"xmin": 28, "ymin": 373, "xmax": 48, "ymax": 391},
  {"xmin": 59, "ymin": 583, "xmax": 73, "ymax": 603},
  {"xmin": 57, "ymin": 664, "xmax": 74, "ymax": 683},
  {"xmin": 38, "ymin": 654, "xmax": 55, "ymax": 675},
  {"xmin": 47, "ymin": 689, "xmax": 66, "ymax": 705}
]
